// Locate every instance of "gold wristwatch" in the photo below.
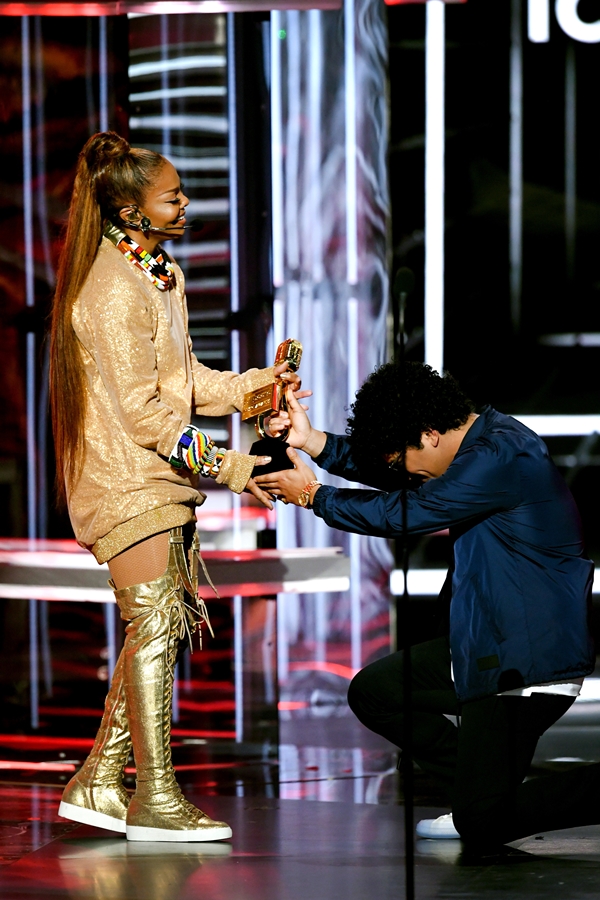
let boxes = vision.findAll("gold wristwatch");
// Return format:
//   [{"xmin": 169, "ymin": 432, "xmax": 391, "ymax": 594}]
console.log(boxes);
[{"xmin": 298, "ymin": 480, "xmax": 322, "ymax": 508}]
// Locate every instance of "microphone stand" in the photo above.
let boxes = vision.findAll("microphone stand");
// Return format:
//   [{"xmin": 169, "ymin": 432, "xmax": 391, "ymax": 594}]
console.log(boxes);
[{"xmin": 392, "ymin": 269, "xmax": 415, "ymax": 900}]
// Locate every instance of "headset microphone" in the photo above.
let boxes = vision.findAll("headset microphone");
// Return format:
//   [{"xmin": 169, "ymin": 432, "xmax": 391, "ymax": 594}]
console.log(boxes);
[
  {"xmin": 142, "ymin": 217, "xmax": 204, "ymax": 234},
  {"xmin": 120, "ymin": 207, "xmax": 204, "ymax": 235}
]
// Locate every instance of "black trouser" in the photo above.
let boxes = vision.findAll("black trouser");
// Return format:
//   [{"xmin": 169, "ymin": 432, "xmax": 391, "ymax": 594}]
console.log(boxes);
[{"xmin": 348, "ymin": 637, "xmax": 600, "ymax": 848}]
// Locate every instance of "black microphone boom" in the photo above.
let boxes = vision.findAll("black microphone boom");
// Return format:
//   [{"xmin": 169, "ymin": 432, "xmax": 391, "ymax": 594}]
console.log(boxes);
[
  {"xmin": 129, "ymin": 217, "xmax": 204, "ymax": 235},
  {"xmin": 391, "ymin": 263, "xmax": 417, "ymax": 900},
  {"xmin": 185, "ymin": 218, "xmax": 204, "ymax": 232},
  {"xmin": 148, "ymin": 217, "xmax": 204, "ymax": 234},
  {"xmin": 391, "ymin": 266, "xmax": 415, "ymax": 363}
]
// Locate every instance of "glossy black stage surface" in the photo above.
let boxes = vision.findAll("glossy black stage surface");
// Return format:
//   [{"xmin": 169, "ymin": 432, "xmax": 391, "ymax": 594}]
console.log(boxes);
[
  {"xmin": 1, "ymin": 792, "xmax": 600, "ymax": 900},
  {"xmin": 1, "ymin": 672, "xmax": 600, "ymax": 897}
]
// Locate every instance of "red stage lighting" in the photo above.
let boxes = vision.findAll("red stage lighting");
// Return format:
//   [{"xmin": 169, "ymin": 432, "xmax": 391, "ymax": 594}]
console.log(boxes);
[{"xmin": 0, "ymin": 0, "xmax": 342, "ymax": 14}]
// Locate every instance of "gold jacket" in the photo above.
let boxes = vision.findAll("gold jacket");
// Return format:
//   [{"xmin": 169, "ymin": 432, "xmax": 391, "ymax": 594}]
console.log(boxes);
[{"xmin": 69, "ymin": 237, "xmax": 273, "ymax": 563}]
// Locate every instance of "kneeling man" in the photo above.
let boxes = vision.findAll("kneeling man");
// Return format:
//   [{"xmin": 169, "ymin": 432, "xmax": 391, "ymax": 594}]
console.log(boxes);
[{"xmin": 256, "ymin": 362, "xmax": 600, "ymax": 855}]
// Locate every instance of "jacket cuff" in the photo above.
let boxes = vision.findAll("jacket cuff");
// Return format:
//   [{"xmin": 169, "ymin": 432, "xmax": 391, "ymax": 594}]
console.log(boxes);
[
  {"xmin": 216, "ymin": 450, "xmax": 256, "ymax": 494},
  {"xmin": 313, "ymin": 433, "xmax": 337, "ymax": 469},
  {"xmin": 311, "ymin": 483, "xmax": 336, "ymax": 519}
]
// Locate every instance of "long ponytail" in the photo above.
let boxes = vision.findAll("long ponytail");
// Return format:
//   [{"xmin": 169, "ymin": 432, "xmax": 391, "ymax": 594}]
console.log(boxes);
[{"xmin": 50, "ymin": 132, "xmax": 165, "ymax": 506}]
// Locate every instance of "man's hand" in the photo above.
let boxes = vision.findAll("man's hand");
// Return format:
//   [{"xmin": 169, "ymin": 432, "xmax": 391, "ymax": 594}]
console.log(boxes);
[
  {"xmin": 267, "ymin": 387, "xmax": 326, "ymax": 458},
  {"xmin": 254, "ymin": 447, "xmax": 320, "ymax": 506},
  {"xmin": 244, "ymin": 456, "xmax": 275, "ymax": 509},
  {"xmin": 273, "ymin": 361, "xmax": 304, "ymax": 394}
]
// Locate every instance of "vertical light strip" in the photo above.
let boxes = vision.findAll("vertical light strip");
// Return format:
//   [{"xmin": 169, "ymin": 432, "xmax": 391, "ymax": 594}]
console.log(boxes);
[
  {"xmin": 348, "ymin": 298, "xmax": 361, "ymax": 672},
  {"xmin": 98, "ymin": 16, "xmax": 108, "ymax": 132},
  {"xmin": 22, "ymin": 16, "xmax": 38, "ymax": 731},
  {"xmin": 27, "ymin": 338, "xmax": 38, "ymax": 732},
  {"xmin": 345, "ymin": 0, "xmax": 360, "ymax": 671},
  {"xmin": 424, "ymin": 0, "xmax": 445, "ymax": 374},
  {"xmin": 227, "ymin": 13, "xmax": 243, "ymax": 742},
  {"xmin": 565, "ymin": 41, "xmax": 576, "ymax": 282},
  {"xmin": 308, "ymin": 10, "xmax": 323, "ymax": 283},
  {"xmin": 160, "ymin": 15, "xmax": 171, "ymax": 157},
  {"xmin": 33, "ymin": 17, "xmax": 53, "ymax": 702},
  {"xmin": 103, "ymin": 604, "xmax": 117, "ymax": 685},
  {"xmin": 527, "ymin": 0, "xmax": 550, "ymax": 42},
  {"xmin": 285, "ymin": 13, "xmax": 301, "ymax": 272},
  {"xmin": 271, "ymin": 12, "xmax": 284, "ymax": 288},
  {"xmin": 352, "ymin": 747, "xmax": 364, "ymax": 804},
  {"xmin": 276, "ymin": 590, "xmax": 289, "ymax": 684},
  {"xmin": 98, "ymin": 13, "xmax": 116, "ymax": 683},
  {"xmin": 344, "ymin": 0, "xmax": 358, "ymax": 285},
  {"xmin": 273, "ymin": 295, "xmax": 289, "ymax": 683},
  {"xmin": 510, "ymin": 0, "xmax": 523, "ymax": 333},
  {"xmin": 227, "ymin": 13, "xmax": 241, "ymax": 547},
  {"xmin": 262, "ymin": 599, "xmax": 276, "ymax": 704},
  {"xmin": 270, "ymin": 15, "xmax": 288, "ymax": 689},
  {"xmin": 233, "ymin": 592, "xmax": 243, "ymax": 742},
  {"xmin": 98, "ymin": 8, "xmax": 114, "ymax": 684}
]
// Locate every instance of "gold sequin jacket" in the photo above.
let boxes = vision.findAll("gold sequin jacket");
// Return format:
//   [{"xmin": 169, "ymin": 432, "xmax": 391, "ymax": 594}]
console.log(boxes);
[{"xmin": 68, "ymin": 237, "xmax": 273, "ymax": 563}]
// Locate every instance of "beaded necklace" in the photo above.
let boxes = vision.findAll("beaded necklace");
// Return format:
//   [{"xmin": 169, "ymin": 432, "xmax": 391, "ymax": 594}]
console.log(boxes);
[{"xmin": 104, "ymin": 222, "xmax": 175, "ymax": 292}]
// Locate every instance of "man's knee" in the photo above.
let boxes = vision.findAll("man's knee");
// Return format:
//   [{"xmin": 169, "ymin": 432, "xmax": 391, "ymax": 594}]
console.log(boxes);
[
  {"xmin": 347, "ymin": 667, "xmax": 372, "ymax": 721},
  {"xmin": 348, "ymin": 656, "xmax": 402, "ymax": 722}
]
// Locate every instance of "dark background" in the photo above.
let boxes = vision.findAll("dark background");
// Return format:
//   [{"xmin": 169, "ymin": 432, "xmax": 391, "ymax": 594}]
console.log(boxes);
[{"xmin": 388, "ymin": 1, "xmax": 600, "ymax": 565}]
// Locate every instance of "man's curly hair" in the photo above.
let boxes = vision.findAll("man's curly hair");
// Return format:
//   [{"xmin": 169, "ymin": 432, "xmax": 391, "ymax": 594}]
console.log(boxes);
[{"xmin": 346, "ymin": 361, "xmax": 475, "ymax": 477}]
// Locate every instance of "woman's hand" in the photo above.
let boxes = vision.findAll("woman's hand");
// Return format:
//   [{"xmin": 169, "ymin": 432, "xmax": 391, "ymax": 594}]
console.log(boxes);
[
  {"xmin": 244, "ymin": 456, "xmax": 275, "ymax": 509},
  {"xmin": 254, "ymin": 447, "xmax": 320, "ymax": 506},
  {"xmin": 273, "ymin": 361, "xmax": 304, "ymax": 394}
]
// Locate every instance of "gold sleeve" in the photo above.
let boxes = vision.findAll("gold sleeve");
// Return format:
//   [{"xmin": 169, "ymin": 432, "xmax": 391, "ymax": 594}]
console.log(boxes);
[
  {"xmin": 77, "ymin": 274, "xmax": 186, "ymax": 459},
  {"xmin": 188, "ymin": 337, "xmax": 274, "ymax": 416},
  {"xmin": 215, "ymin": 450, "xmax": 256, "ymax": 494}
]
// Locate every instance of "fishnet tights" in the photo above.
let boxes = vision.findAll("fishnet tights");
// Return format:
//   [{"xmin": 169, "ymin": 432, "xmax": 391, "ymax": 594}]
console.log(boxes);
[{"xmin": 108, "ymin": 530, "xmax": 171, "ymax": 591}]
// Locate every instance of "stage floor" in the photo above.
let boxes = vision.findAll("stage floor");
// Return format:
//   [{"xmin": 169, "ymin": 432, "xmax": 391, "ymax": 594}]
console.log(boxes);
[
  {"xmin": 1, "ymin": 674, "xmax": 600, "ymax": 897},
  {"xmin": 1, "ymin": 793, "xmax": 600, "ymax": 900}
]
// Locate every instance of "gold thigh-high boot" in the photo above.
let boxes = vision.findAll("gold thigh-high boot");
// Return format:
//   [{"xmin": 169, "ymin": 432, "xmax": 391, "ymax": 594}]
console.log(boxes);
[
  {"xmin": 115, "ymin": 526, "xmax": 231, "ymax": 843},
  {"xmin": 58, "ymin": 648, "xmax": 132, "ymax": 833}
]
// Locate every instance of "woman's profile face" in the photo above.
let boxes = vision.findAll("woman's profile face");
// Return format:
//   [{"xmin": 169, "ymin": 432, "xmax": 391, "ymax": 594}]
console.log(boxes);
[{"xmin": 121, "ymin": 159, "xmax": 189, "ymax": 252}]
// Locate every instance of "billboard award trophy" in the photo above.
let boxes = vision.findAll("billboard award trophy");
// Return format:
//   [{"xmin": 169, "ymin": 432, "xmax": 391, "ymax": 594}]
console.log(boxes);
[{"xmin": 241, "ymin": 339, "xmax": 303, "ymax": 477}]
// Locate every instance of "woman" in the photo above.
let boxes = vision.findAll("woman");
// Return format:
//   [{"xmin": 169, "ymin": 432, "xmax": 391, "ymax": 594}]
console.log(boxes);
[{"xmin": 50, "ymin": 132, "xmax": 291, "ymax": 842}]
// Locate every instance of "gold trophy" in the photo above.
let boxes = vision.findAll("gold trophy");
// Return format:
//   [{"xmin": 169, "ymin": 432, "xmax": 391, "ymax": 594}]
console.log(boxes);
[
  {"xmin": 242, "ymin": 338, "xmax": 303, "ymax": 475},
  {"xmin": 242, "ymin": 338, "xmax": 303, "ymax": 440}
]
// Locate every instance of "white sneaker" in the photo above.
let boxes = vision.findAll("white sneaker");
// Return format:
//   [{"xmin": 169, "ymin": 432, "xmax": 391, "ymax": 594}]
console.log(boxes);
[{"xmin": 415, "ymin": 813, "xmax": 460, "ymax": 840}]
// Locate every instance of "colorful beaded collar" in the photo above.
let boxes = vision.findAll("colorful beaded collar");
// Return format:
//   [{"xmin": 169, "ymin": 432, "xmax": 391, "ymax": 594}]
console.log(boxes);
[{"xmin": 104, "ymin": 222, "xmax": 175, "ymax": 292}]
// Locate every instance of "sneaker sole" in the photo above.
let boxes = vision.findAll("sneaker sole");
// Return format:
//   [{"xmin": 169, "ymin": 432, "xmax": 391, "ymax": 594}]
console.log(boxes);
[
  {"xmin": 126, "ymin": 824, "xmax": 233, "ymax": 842},
  {"xmin": 58, "ymin": 800, "xmax": 127, "ymax": 834},
  {"xmin": 415, "ymin": 824, "xmax": 460, "ymax": 840}
]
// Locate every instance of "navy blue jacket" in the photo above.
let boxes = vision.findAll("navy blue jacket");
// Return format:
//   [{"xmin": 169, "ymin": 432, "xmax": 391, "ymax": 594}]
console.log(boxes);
[{"xmin": 312, "ymin": 407, "xmax": 595, "ymax": 702}]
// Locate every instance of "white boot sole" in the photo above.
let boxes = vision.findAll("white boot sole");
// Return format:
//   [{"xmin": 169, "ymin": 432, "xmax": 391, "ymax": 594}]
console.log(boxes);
[
  {"xmin": 415, "ymin": 818, "xmax": 460, "ymax": 840},
  {"xmin": 126, "ymin": 824, "xmax": 232, "ymax": 842},
  {"xmin": 58, "ymin": 800, "xmax": 127, "ymax": 834}
]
